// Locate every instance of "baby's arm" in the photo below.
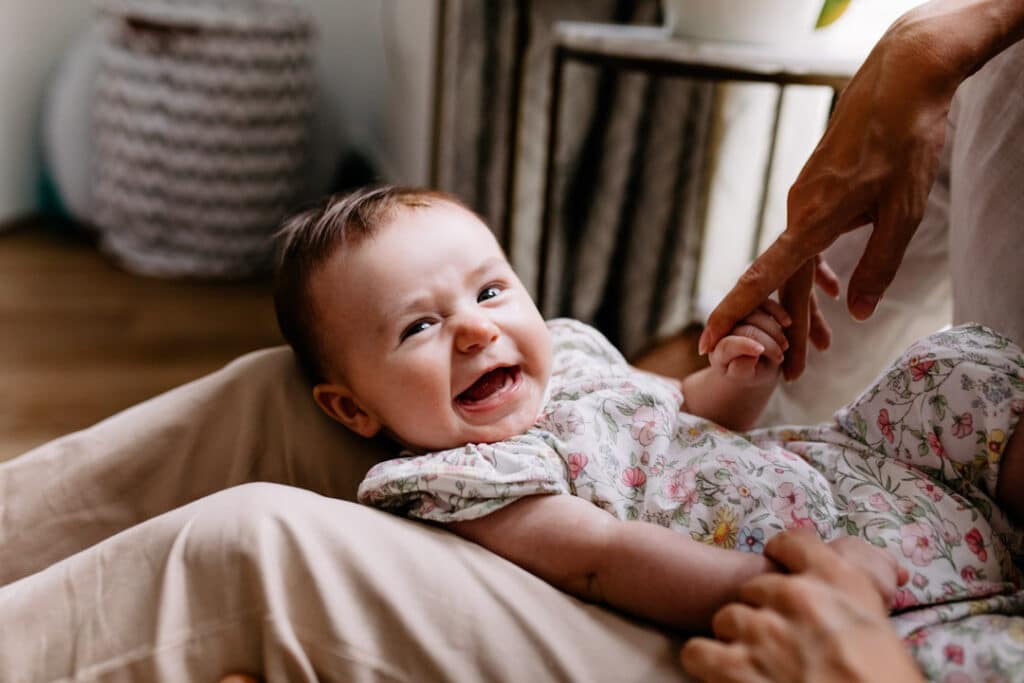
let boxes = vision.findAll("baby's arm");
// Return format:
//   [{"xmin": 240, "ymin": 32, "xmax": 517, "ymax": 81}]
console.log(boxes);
[
  {"xmin": 449, "ymin": 495, "xmax": 906, "ymax": 634},
  {"xmin": 449, "ymin": 493, "xmax": 778, "ymax": 632},
  {"xmin": 682, "ymin": 301, "xmax": 790, "ymax": 431}
]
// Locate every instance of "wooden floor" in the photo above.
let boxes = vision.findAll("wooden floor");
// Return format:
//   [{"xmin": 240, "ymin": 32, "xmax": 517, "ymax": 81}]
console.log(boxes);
[{"xmin": 0, "ymin": 219, "xmax": 283, "ymax": 461}]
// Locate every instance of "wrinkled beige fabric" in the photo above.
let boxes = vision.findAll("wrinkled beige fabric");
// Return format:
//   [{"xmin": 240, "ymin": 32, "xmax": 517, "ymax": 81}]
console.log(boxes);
[{"xmin": 0, "ymin": 347, "xmax": 681, "ymax": 682}]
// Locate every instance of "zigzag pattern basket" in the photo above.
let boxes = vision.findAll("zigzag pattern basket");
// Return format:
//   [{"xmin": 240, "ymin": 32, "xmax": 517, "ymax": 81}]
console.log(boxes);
[{"xmin": 91, "ymin": 0, "xmax": 314, "ymax": 278}]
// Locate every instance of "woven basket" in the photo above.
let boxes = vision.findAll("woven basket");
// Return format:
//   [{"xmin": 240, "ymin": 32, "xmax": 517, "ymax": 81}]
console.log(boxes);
[{"xmin": 91, "ymin": 0, "xmax": 314, "ymax": 278}]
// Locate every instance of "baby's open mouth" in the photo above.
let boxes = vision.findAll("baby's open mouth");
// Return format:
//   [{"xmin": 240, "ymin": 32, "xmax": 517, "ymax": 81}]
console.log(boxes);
[{"xmin": 456, "ymin": 365, "xmax": 522, "ymax": 405}]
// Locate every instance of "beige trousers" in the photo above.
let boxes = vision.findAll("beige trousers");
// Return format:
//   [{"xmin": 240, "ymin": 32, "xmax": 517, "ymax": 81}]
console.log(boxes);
[{"xmin": 0, "ymin": 349, "xmax": 681, "ymax": 682}]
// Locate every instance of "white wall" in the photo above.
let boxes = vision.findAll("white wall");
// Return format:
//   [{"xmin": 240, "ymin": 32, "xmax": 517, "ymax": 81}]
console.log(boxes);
[
  {"xmin": 305, "ymin": 0, "xmax": 437, "ymax": 185},
  {"xmin": 0, "ymin": 0, "xmax": 437, "ymax": 224}
]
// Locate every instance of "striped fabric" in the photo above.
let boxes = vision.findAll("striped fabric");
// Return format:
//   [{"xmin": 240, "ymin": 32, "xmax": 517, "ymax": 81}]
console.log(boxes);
[
  {"xmin": 435, "ymin": 0, "xmax": 714, "ymax": 358},
  {"xmin": 91, "ymin": 0, "xmax": 314, "ymax": 278}
]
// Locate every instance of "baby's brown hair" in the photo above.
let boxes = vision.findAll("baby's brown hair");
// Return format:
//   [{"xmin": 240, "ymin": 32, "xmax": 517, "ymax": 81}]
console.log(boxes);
[{"xmin": 273, "ymin": 185, "xmax": 467, "ymax": 383}]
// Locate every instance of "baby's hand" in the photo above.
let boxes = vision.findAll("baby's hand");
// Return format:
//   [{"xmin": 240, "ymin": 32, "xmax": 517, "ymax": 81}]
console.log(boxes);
[
  {"xmin": 708, "ymin": 300, "xmax": 791, "ymax": 384},
  {"xmin": 826, "ymin": 536, "xmax": 909, "ymax": 610}
]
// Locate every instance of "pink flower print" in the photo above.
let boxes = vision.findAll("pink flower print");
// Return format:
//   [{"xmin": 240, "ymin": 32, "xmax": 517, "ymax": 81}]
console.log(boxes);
[
  {"xmin": 786, "ymin": 512, "xmax": 817, "ymax": 532},
  {"xmin": 630, "ymin": 406, "xmax": 659, "ymax": 446},
  {"xmin": 944, "ymin": 644, "xmax": 965, "ymax": 666},
  {"xmin": 909, "ymin": 356, "xmax": 936, "ymax": 381},
  {"xmin": 877, "ymin": 408, "xmax": 895, "ymax": 443},
  {"xmin": 896, "ymin": 497, "xmax": 917, "ymax": 514},
  {"xmin": 770, "ymin": 482, "xmax": 807, "ymax": 520},
  {"xmin": 952, "ymin": 412, "xmax": 974, "ymax": 438},
  {"xmin": 550, "ymin": 405, "xmax": 585, "ymax": 437},
  {"xmin": 900, "ymin": 522, "xmax": 937, "ymax": 567},
  {"xmin": 664, "ymin": 467, "xmax": 698, "ymax": 510},
  {"xmin": 868, "ymin": 493, "xmax": 892, "ymax": 512},
  {"xmin": 915, "ymin": 479, "xmax": 944, "ymax": 502},
  {"xmin": 640, "ymin": 451, "xmax": 650, "ymax": 466},
  {"xmin": 960, "ymin": 565, "xmax": 979, "ymax": 582},
  {"xmin": 893, "ymin": 587, "xmax": 918, "ymax": 609},
  {"xmin": 622, "ymin": 466, "xmax": 647, "ymax": 489},
  {"xmin": 965, "ymin": 528, "xmax": 988, "ymax": 562},
  {"xmin": 940, "ymin": 519, "xmax": 960, "ymax": 545},
  {"xmin": 566, "ymin": 452, "xmax": 588, "ymax": 480},
  {"xmin": 927, "ymin": 432, "xmax": 947, "ymax": 458},
  {"xmin": 912, "ymin": 573, "xmax": 929, "ymax": 589}
]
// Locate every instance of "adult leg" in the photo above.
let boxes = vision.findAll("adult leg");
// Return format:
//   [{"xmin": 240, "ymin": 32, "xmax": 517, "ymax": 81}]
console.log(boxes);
[
  {"xmin": 0, "ymin": 483, "xmax": 681, "ymax": 682},
  {"xmin": 0, "ymin": 348, "xmax": 383, "ymax": 585}
]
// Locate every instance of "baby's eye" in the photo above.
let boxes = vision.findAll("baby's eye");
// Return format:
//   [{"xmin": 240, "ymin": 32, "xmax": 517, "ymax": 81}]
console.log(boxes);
[
  {"xmin": 478, "ymin": 285, "xmax": 503, "ymax": 302},
  {"xmin": 400, "ymin": 320, "xmax": 433, "ymax": 341}
]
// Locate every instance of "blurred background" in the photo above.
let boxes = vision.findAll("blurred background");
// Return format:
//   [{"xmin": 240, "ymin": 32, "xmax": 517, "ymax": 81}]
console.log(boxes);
[{"xmin": 0, "ymin": 0, "xmax": 920, "ymax": 459}]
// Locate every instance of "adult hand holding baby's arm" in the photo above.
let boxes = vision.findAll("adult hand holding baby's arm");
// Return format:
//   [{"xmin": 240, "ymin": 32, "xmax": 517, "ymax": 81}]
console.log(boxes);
[{"xmin": 682, "ymin": 529, "xmax": 924, "ymax": 683}]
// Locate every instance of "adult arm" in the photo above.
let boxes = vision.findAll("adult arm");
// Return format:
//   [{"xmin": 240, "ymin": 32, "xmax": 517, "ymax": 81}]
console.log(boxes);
[
  {"xmin": 681, "ymin": 530, "xmax": 922, "ymax": 683},
  {"xmin": 700, "ymin": 0, "xmax": 1024, "ymax": 380}
]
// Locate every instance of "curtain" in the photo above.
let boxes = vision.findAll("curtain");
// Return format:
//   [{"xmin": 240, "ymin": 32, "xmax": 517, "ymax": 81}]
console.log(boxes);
[{"xmin": 434, "ymin": 0, "xmax": 714, "ymax": 358}]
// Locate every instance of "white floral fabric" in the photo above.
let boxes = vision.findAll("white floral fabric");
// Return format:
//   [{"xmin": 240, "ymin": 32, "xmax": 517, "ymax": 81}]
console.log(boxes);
[{"xmin": 358, "ymin": 319, "xmax": 1024, "ymax": 679}]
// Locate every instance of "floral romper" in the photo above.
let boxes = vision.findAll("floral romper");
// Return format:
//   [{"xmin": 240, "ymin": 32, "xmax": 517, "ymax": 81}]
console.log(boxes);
[{"xmin": 358, "ymin": 319, "xmax": 1024, "ymax": 680}]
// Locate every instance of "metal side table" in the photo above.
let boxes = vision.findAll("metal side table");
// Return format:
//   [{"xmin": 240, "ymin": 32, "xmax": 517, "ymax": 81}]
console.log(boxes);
[{"xmin": 536, "ymin": 21, "xmax": 862, "ymax": 316}]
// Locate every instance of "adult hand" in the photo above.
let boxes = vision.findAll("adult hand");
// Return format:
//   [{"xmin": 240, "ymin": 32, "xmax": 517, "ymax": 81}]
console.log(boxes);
[
  {"xmin": 699, "ymin": 1, "xmax": 982, "ymax": 380},
  {"xmin": 680, "ymin": 530, "xmax": 925, "ymax": 683}
]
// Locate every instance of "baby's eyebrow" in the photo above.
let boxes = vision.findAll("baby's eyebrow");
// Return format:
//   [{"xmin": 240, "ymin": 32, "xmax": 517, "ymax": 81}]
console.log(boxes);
[
  {"xmin": 384, "ymin": 295, "xmax": 434, "ymax": 327},
  {"xmin": 468, "ymin": 256, "xmax": 508, "ymax": 281}
]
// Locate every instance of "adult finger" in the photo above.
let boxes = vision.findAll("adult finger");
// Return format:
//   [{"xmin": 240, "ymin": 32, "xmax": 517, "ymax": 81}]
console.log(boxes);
[
  {"xmin": 699, "ymin": 232, "xmax": 817, "ymax": 356},
  {"xmin": 814, "ymin": 255, "xmax": 841, "ymax": 299},
  {"xmin": 681, "ymin": 639, "xmax": 774, "ymax": 683},
  {"xmin": 735, "ymin": 573, "xmax": 828, "ymax": 619},
  {"xmin": 779, "ymin": 261, "xmax": 815, "ymax": 381},
  {"xmin": 711, "ymin": 605, "xmax": 802, "ymax": 681},
  {"xmin": 846, "ymin": 197, "xmax": 919, "ymax": 321},
  {"xmin": 762, "ymin": 528, "xmax": 835, "ymax": 578},
  {"xmin": 808, "ymin": 289, "xmax": 832, "ymax": 351},
  {"xmin": 759, "ymin": 298, "xmax": 792, "ymax": 328}
]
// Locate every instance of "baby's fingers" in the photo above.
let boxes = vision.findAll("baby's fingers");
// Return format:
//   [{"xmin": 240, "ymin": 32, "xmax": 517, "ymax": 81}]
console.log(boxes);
[
  {"xmin": 732, "ymin": 321, "xmax": 785, "ymax": 366},
  {"xmin": 709, "ymin": 335, "xmax": 764, "ymax": 368}
]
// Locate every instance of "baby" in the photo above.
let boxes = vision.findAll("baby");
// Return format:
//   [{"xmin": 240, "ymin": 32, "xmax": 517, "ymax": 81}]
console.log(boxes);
[{"xmin": 273, "ymin": 185, "xmax": 1024, "ymax": 639}]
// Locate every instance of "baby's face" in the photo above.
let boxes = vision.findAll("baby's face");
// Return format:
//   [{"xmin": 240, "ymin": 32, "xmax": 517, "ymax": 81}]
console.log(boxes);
[{"xmin": 311, "ymin": 201, "xmax": 551, "ymax": 452}]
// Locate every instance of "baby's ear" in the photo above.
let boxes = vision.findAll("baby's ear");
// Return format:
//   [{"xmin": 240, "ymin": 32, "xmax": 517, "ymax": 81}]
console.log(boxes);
[{"xmin": 313, "ymin": 383, "xmax": 382, "ymax": 438}]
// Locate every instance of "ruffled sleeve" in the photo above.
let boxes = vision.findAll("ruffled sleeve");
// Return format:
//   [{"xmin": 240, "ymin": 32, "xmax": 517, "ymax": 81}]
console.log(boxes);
[{"xmin": 356, "ymin": 430, "xmax": 571, "ymax": 523}]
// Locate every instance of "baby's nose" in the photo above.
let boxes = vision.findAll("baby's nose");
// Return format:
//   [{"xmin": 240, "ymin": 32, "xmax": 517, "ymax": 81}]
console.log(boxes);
[{"xmin": 455, "ymin": 318, "xmax": 500, "ymax": 353}]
